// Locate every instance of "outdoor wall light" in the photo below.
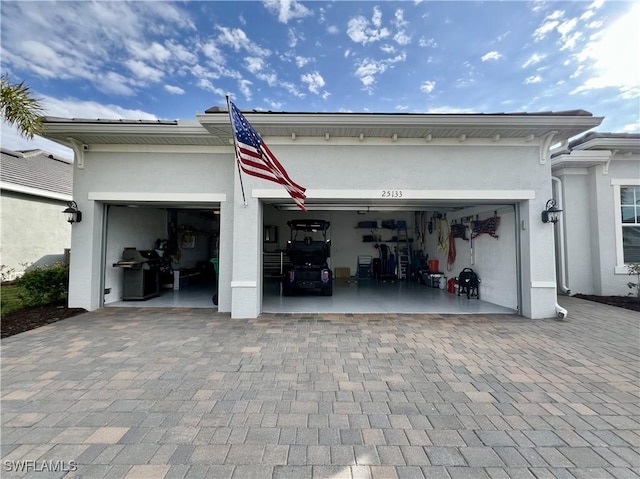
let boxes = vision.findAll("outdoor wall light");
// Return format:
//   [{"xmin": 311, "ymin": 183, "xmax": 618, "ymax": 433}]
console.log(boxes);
[
  {"xmin": 63, "ymin": 201, "xmax": 82, "ymax": 224},
  {"xmin": 541, "ymin": 199, "xmax": 562, "ymax": 224}
]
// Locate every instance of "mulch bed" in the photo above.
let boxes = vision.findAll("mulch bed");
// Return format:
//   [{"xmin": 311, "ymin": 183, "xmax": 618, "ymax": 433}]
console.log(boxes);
[
  {"xmin": 573, "ymin": 294, "xmax": 640, "ymax": 313},
  {"xmin": 1, "ymin": 304, "xmax": 87, "ymax": 339}
]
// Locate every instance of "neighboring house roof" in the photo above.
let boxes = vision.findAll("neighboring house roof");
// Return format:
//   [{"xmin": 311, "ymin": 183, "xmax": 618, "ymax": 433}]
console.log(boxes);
[{"xmin": 0, "ymin": 148, "xmax": 73, "ymax": 200}]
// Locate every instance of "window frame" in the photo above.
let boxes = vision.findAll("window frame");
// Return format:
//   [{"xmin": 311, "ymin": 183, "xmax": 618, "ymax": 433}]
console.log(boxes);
[{"xmin": 613, "ymin": 179, "xmax": 640, "ymax": 274}]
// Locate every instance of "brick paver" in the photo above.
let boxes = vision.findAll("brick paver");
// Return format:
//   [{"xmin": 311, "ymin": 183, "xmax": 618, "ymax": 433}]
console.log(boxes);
[{"xmin": 1, "ymin": 296, "xmax": 638, "ymax": 478}]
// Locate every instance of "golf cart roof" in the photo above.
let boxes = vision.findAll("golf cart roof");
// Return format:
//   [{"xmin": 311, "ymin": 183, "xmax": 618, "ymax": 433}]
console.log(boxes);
[{"xmin": 287, "ymin": 219, "xmax": 331, "ymax": 231}]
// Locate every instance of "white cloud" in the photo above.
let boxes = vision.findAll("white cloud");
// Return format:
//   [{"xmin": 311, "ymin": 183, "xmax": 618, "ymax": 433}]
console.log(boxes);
[
  {"xmin": 327, "ymin": 25, "xmax": 339, "ymax": 34},
  {"xmin": 394, "ymin": 31, "xmax": 411, "ymax": 46},
  {"xmin": 38, "ymin": 95, "xmax": 158, "ymax": 122},
  {"xmin": 393, "ymin": 9, "xmax": 411, "ymax": 45},
  {"xmin": 245, "ymin": 57, "xmax": 266, "ymax": 74},
  {"xmin": 200, "ymin": 41, "xmax": 226, "ymax": 64},
  {"xmin": 347, "ymin": 7, "xmax": 390, "ymax": 45},
  {"xmin": 198, "ymin": 79, "xmax": 226, "ymax": 97},
  {"xmin": 216, "ymin": 26, "xmax": 271, "ymax": 57},
  {"xmin": 1, "ymin": 121, "xmax": 73, "ymax": 160},
  {"xmin": 525, "ymin": 75, "xmax": 542, "ymax": 84},
  {"xmin": 262, "ymin": 0, "xmax": 312, "ymax": 24},
  {"xmin": 354, "ymin": 59, "xmax": 388, "ymax": 89},
  {"xmin": 571, "ymin": 3, "xmax": 640, "ymax": 99},
  {"xmin": 396, "ymin": 105, "xmax": 409, "ymax": 111},
  {"xmin": 301, "ymin": 71, "xmax": 325, "ymax": 94},
  {"xmin": 533, "ymin": 10, "xmax": 564, "ymax": 40},
  {"xmin": 238, "ymin": 79, "xmax": 252, "ymax": 100},
  {"xmin": 281, "ymin": 81, "xmax": 305, "ymax": 98},
  {"xmin": 622, "ymin": 120, "xmax": 640, "ymax": 133},
  {"xmin": 164, "ymin": 85, "xmax": 185, "ymax": 95},
  {"xmin": 481, "ymin": 51, "xmax": 502, "ymax": 62},
  {"xmin": 0, "ymin": 1, "xmax": 196, "ymax": 97},
  {"xmin": 125, "ymin": 59, "xmax": 164, "ymax": 82},
  {"xmin": 522, "ymin": 53, "xmax": 546, "ymax": 68},
  {"xmin": 295, "ymin": 56, "xmax": 312, "ymax": 68},
  {"xmin": 127, "ymin": 41, "xmax": 172, "ymax": 63},
  {"xmin": 426, "ymin": 106, "xmax": 478, "ymax": 114},
  {"xmin": 98, "ymin": 72, "xmax": 137, "ymax": 96},
  {"xmin": 419, "ymin": 37, "xmax": 437, "ymax": 48},
  {"xmin": 420, "ymin": 81, "xmax": 436, "ymax": 94}
]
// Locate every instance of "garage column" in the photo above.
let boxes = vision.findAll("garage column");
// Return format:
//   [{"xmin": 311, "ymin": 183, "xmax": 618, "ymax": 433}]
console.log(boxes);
[
  {"xmin": 230, "ymin": 188, "xmax": 262, "ymax": 318},
  {"xmin": 520, "ymin": 199, "xmax": 559, "ymax": 319}
]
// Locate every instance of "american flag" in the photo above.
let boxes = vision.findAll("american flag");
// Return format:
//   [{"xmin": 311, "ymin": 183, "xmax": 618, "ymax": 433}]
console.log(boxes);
[{"xmin": 230, "ymin": 102, "xmax": 307, "ymax": 211}]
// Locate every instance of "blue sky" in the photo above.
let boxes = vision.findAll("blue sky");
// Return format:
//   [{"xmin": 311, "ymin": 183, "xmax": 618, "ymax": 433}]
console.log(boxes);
[{"xmin": 1, "ymin": 0, "xmax": 638, "ymax": 160}]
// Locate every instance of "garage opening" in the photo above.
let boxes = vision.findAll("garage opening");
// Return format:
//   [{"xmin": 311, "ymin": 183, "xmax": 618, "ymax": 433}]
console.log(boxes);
[
  {"xmin": 261, "ymin": 200, "xmax": 519, "ymax": 315},
  {"xmin": 103, "ymin": 204, "xmax": 220, "ymax": 308}
]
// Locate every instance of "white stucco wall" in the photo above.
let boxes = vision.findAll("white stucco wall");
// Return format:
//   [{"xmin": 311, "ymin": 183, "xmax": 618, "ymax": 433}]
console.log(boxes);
[
  {"xmin": 1, "ymin": 191, "xmax": 71, "ymax": 278},
  {"xmin": 67, "ymin": 148, "xmax": 233, "ymax": 311},
  {"xmin": 67, "ymin": 139, "xmax": 559, "ymax": 319},
  {"xmin": 557, "ymin": 155, "xmax": 640, "ymax": 296}
]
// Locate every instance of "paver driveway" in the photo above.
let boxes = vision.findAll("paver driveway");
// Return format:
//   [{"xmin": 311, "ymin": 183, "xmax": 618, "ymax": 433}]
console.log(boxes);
[{"xmin": 1, "ymin": 296, "xmax": 638, "ymax": 479}]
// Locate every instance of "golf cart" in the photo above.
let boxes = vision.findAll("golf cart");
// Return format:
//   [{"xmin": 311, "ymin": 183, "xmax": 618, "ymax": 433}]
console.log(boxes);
[{"xmin": 282, "ymin": 219, "xmax": 333, "ymax": 296}]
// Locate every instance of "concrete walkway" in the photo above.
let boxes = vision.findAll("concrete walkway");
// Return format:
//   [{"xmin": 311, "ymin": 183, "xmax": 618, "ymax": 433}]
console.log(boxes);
[{"xmin": 1, "ymin": 296, "xmax": 638, "ymax": 479}]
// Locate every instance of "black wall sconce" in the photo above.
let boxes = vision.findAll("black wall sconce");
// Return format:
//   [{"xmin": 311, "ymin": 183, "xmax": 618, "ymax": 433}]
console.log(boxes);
[
  {"xmin": 541, "ymin": 199, "xmax": 562, "ymax": 224},
  {"xmin": 63, "ymin": 201, "xmax": 82, "ymax": 224}
]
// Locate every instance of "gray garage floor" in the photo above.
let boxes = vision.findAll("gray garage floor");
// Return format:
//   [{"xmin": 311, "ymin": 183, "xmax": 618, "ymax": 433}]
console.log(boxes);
[{"xmin": 108, "ymin": 279, "xmax": 517, "ymax": 315}]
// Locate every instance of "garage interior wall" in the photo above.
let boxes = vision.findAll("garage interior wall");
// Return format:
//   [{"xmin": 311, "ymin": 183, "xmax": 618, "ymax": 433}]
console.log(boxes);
[
  {"xmin": 104, "ymin": 206, "xmax": 167, "ymax": 304},
  {"xmin": 427, "ymin": 207, "xmax": 518, "ymax": 310},
  {"xmin": 263, "ymin": 205, "xmax": 518, "ymax": 310},
  {"xmin": 263, "ymin": 208, "xmax": 414, "ymax": 276}
]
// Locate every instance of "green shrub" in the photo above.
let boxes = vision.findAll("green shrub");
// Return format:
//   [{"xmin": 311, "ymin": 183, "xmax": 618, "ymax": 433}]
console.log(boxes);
[{"xmin": 16, "ymin": 262, "xmax": 69, "ymax": 307}]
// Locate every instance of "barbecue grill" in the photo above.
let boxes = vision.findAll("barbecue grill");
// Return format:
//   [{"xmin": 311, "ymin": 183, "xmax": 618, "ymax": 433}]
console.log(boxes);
[{"xmin": 113, "ymin": 248, "xmax": 161, "ymax": 300}]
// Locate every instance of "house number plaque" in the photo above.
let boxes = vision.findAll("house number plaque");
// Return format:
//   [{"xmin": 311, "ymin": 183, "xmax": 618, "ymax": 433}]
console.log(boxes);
[{"xmin": 381, "ymin": 190, "xmax": 403, "ymax": 198}]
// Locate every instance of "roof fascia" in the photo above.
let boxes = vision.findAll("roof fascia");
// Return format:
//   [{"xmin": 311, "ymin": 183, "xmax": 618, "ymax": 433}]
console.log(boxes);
[
  {"xmin": 197, "ymin": 112, "xmax": 603, "ymax": 129},
  {"xmin": 571, "ymin": 137, "xmax": 640, "ymax": 151},
  {"xmin": 551, "ymin": 149, "xmax": 612, "ymax": 169},
  {"xmin": 42, "ymin": 120, "xmax": 208, "ymax": 137},
  {"xmin": 0, "ymin": 181, "xmax": 72, "ymax": 202}
]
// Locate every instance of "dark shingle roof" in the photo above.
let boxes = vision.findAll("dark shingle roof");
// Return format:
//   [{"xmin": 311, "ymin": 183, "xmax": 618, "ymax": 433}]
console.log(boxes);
[{"xmin": 1, "ymin": 148, "xmax": 72, "ymax": 196}]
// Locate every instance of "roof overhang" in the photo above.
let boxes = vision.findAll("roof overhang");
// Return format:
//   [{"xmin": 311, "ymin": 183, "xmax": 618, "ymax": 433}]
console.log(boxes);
[
  {"xmin": 197, "ymin": 110, "xmax": 603, "ymax": 143},
  {"xmin": 570, "ymin": 137, "xmax": 640, "ymax": 155},
  {"xmin": 41, "ymin": 111, "xmax": 603, "ymax": 148},
  {"xmin": 551, "ymin": 150, "xmax": 613, "ymax": 170}
]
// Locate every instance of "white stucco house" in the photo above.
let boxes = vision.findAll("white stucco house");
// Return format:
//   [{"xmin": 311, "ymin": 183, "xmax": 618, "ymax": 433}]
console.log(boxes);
[
  {"xmin": 0, "ymin": 148, "xmax": 73, "ymax": 280},
  {"xmin": 551, "ymin": 132, "xmax": 640, "ymax": 297},
  {"xmin": 40, "ymin": 108, "xmax": 605, "ymax": 319}
]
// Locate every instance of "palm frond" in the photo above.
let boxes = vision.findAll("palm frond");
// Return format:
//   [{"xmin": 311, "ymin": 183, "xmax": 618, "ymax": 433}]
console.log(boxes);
[{"xmin": 0, "ymin": 75, "xmax": 46, "ymax": 140}]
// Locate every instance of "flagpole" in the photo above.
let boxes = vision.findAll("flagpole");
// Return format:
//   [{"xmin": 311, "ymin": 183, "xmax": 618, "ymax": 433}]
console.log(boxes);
[{"xmin": 226, "ymin": 94, "xmax": 248, "ymax": 207}]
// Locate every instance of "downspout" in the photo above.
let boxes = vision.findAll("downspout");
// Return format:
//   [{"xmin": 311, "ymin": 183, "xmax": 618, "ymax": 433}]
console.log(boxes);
[
  {"xmin": 552, "ymin": 176, "xmax": 570, "ymax": 295},
  {"xmin": 552, "ymin": 176, "xmax": 570, "ymax": 320}
]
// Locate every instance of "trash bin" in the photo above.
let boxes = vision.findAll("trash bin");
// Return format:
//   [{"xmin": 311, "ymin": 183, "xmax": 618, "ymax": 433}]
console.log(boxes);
[{"xmin": 210, "ymin": 258, "xmax": 219, "ymax": 305}]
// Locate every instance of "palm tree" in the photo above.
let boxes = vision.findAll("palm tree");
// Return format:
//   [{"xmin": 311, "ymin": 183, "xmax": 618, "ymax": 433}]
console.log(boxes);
[{"xmin": 0, "ymin": 75, "xmax": 45, "ymax": 140}]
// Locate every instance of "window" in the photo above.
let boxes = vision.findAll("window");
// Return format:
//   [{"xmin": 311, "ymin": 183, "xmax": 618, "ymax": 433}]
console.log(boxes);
[{"xmin": 621, "ymin": 186, "xmax": 640, "ymax": 263}]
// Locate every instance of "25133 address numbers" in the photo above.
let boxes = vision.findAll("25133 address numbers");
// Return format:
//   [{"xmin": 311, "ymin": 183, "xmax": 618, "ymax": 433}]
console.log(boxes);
[{"xmin": 381, "ymin": 190, "xmax": 403, "ymax": 198}]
